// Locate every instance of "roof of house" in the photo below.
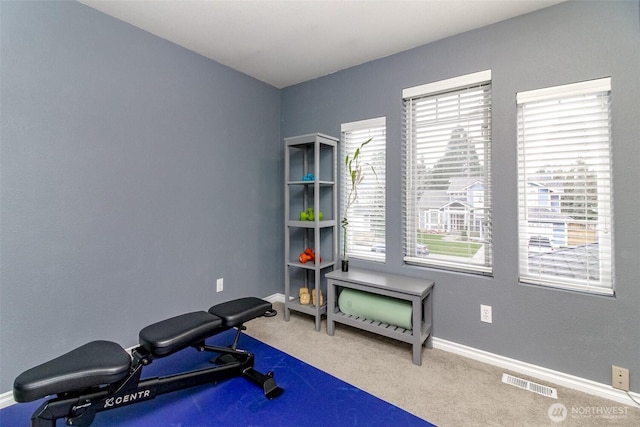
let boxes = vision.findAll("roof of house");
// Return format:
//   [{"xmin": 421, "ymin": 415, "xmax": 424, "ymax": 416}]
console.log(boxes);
[
  {"xmin": 447, "ymin": 177, "xmax": 483, "ymax": 193},
  {"xmin": 527, "ymin": 243, "xmax": 600, "ymax": 281}
]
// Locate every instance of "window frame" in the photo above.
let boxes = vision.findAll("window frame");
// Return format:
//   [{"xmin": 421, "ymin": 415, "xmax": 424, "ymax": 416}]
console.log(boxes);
[
  {"xmin": 340, "ymin": 117, "xmax": 387, "ymax": 262},
  {"xmin": 516, "ymin": 77, "xmax": 614, "ymax": 295},
  {"xmin": 402, "ymin": 70, "xmax": 493, "ymax": 275}
]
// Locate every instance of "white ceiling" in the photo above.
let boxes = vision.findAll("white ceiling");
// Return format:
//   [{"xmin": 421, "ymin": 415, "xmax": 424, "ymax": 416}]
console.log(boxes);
[{"xmin": 79, "ymin": 0, "xmax": 565, "ymax": 88}]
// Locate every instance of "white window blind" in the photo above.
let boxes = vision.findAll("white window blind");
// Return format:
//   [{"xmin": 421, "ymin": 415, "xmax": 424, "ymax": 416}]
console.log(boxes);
[
  {"xmin": 341, "ymin": 118, "xmax": 386, "ymax": 262},
  {"xmin": 402, "ymin": 71, "xmax": 492, "ymax": 274},
  {"xmin": 517, "ymin": 77, "xmax": 614, "ymax": 295}
]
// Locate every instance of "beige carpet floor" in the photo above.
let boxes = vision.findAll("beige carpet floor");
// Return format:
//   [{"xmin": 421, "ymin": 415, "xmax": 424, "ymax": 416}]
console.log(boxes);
[{"xmin": 245, "ymin": 302, "xmax": 640, "ymax": 426}]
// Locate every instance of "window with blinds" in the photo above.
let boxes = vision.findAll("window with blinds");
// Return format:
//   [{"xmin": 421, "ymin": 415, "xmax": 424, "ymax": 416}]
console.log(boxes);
[
  {"xmin": 402, "ymin": 70, "xmax": 492, "ymax": 274},
  {"xmin": 517, "ymin": 77, "xmax": 614, "ymax": 295},
  {"xmin": 341, "ymin": 118, "xmax": 386, "ymax": 262}
]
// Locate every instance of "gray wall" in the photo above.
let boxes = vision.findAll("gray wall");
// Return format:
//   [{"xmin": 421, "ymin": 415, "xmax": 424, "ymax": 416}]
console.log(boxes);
[
  {"xmin": 1, "ymin": 0, "xmax": 638, "ymax": 397},
  {"xmin": 0, "ymin": 0, "xmax": 282, "ymax": 391},
  {"xmin": 281, "ymin": 1, "xmax": 640, "ymax": 390}
]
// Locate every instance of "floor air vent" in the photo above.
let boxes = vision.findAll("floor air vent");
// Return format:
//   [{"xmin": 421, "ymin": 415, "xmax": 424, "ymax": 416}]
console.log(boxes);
[{"xmin": 501, "ymin": 373, "xmax": 558, "ymax": 399}]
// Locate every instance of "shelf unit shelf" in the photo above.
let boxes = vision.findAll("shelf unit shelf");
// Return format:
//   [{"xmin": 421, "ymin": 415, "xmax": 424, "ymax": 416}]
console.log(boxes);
[
  {"xmin": 286, "ymin": 220, "xmax": 337, "ymax": 228},
  {"xmin": 284, "ymin": 133, "xmax": 338, "ymax": 331}
]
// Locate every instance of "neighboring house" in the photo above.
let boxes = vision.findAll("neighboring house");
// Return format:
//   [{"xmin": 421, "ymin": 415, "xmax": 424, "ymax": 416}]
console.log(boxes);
[
  {"xmin": 417, "ymin": 177, "xmax": 487, "ymax": 238},
  {"xmin": 417, "ymin": 177, "xmax": 586, "ymax": 249},
  {"xmin": 524, "ymin": 180, "xmax": 570, "ymax": 249}
]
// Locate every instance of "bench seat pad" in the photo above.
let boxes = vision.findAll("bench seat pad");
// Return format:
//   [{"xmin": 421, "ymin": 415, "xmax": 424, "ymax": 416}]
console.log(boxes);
[
  {"xmin": 139, "ymin": 311, "xmax": 222, "ymax": 357},
  {"xmin": 13, "ymin": 340, "xmax": 131, "ymax": 403},
  {"xmin": 208, "ymin": 297, "xmax": 272, "ymax": 328}
]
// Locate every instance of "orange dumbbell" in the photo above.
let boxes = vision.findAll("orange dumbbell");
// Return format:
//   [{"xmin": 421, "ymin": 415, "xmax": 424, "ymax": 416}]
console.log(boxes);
[
  {"xmin": 299, "ymin": 252, "xmax": 313, "ymax": 263},
  {"xmin": 299, "ymin": 247, "xmax": 322, "ymax": 264}
]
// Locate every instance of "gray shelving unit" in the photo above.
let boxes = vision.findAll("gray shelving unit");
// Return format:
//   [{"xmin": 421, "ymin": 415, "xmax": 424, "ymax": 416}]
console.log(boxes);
[{"xmin": 284, "ymin": 133, "xmax": 338, "ymax": 331}]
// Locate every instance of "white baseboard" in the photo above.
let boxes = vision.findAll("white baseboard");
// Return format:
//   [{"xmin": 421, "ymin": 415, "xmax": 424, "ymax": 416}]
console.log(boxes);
[
  {"xmin": 0, "ymin": 392, "xmax": 15, "ymax": 410},
  {"xmin": 432, "ymin": 337, "xmax": 640, "ymax": 407},
  {"xmin": 265, "ymin": 292, "xmax": 285, "ymax": 303},
  {"xmin": 3, "ymin": 294, "xmax": 637, "ymax": 411}
]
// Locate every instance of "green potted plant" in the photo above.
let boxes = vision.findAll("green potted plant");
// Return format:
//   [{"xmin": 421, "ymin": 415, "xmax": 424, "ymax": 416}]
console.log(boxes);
[{"xmin": 341, "ymin": 137, "xmax": 376, "ymax": 271}]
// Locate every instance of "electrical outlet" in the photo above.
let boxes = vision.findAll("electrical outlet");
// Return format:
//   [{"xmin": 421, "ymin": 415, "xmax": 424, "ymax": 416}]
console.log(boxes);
[
  {"xmin": 216, "ymin": 278, "xmax": 223, "ymax": 293},
  {"xmin": 480, "ymin": 305, "xmax": 492, "ymax": 323},
  {"xmin": 612, "ymin": 365, "xmax": 629, "ymax": 391}
]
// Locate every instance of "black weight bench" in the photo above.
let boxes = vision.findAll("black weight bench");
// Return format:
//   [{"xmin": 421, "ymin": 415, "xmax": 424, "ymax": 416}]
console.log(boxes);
[{"xmin": 13, "ymin": 297, "xmax": 282, "ymax": 427}]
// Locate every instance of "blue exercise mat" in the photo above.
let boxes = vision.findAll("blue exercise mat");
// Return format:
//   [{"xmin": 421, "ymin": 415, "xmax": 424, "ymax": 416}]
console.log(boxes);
[{"xmin": 1, "ymin": 329, "xmax": 436, "ymax": 427}]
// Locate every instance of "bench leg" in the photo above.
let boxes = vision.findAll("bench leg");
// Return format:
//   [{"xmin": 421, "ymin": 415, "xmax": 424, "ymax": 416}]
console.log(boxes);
[
  {"xmin": 326, "ymin": 282, "xmax": 336, "ymax": 335},
  {"xmin": 412, "ymin": 297, "xmax": 423, "ymax": 366},
  {"xmin": 412, "ymin": 344, "xmax": 422, "ymax": 366},
  {"xmin": 242, "ymin": 368, "xmax": 284, "ymax": 399},
  {"xmin": 424, "ymin": 287, "xmax": 433, "ymax": 350}
]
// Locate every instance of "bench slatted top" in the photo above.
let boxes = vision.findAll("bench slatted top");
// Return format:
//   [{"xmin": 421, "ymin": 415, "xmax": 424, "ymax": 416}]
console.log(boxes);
[{"xmin": 326, "ymin": 269, "xmax": 433, "ymax": 298}]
